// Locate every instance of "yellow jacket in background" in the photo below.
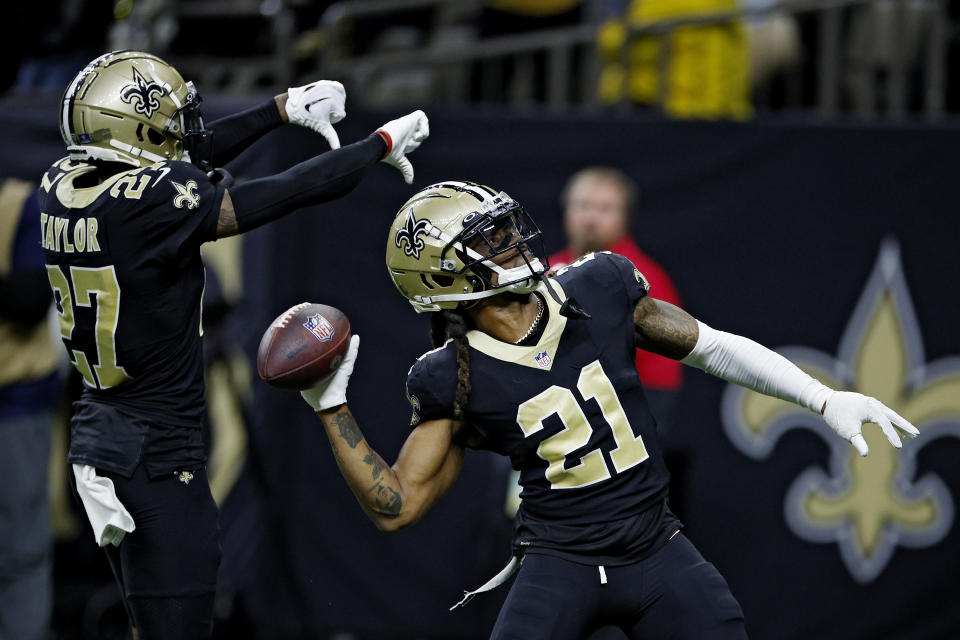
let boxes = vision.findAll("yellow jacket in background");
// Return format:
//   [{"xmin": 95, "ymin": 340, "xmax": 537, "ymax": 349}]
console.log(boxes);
[{"xmin": 599, "ymin": 0, "xmax": 752, "ymax": 119}]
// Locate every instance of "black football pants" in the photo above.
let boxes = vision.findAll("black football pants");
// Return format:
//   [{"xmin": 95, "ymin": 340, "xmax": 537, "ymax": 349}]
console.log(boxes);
[
  {"xmin": 100, "ymin": 464, "xmax": 221, "ymax": 640},
  {"xmin": 490, "ymin": 533, "xmax": 748, "ymax": 640}
]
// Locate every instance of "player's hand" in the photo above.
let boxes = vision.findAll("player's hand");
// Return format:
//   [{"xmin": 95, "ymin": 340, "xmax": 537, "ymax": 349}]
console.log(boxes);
[
  {"xmin": 822, "ymin": 391, "xmax": 919, "ymax": 456},
  {"xmin": 301, "ymin": 335, "xmax": 359, "ymax": 412},
  {"xmin": 375, "ymin": 110, "xmax": 429, "ymax": 184},
  {"xmin": 284, "ymin": 80, "xmax": 347, "ymax": 149}
]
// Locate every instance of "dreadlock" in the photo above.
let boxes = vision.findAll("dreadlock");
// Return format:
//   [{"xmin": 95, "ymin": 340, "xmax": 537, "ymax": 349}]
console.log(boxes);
[{"xmin": 430, "ymin": 310, "xmax": 472, "ymax": 420}]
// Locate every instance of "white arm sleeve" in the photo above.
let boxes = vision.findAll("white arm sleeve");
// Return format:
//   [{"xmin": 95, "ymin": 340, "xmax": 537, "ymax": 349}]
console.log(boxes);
[{"xmin": 680, "ymin": 320, "xmax": 833, "ymax": 413}]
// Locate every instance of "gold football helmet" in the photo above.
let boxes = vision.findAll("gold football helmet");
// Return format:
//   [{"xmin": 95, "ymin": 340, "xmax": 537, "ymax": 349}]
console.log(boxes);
[
  {"xmin": 59, "ymin": 50, "xmax": 211, "ymax": 169},
  {"xmin": 386, "ymin": 181, "xmax": 548, "ymax": 312}
]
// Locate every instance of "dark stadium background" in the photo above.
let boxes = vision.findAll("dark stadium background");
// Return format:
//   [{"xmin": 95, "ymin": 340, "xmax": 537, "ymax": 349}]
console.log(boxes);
[{"xmin": 3, "ymin": 1, "xmax": 960, "ymax": 639}]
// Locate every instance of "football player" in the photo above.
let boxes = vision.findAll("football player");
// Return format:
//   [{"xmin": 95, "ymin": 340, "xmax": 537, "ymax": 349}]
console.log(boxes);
[
  {"xmin": 41, "ymin": 50, "xmax": 428, "ymax": 640},
  {"xmin": 300, "ymin": 182, "xmax": 919, "ymax": 639}
]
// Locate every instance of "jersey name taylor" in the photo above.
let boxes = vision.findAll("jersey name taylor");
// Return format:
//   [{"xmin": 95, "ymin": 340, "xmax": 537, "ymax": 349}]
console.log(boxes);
[{"xmin": 39, "ymin": 157, "xmax": 224, "ymax": 475}]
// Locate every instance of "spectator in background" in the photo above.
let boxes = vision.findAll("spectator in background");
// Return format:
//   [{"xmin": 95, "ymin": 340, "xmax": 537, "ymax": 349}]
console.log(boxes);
[
  {"xmin": 549, "ymin": 167, "xmax": 683, "ymax": 426},
  {"xmin": 476, "ymin": 0, "xmax": 584, "ymax": 103},
  {"xmin": 844, "ymin": 0, "xmax": 934, "ymax": 115},
  {"xmin": 0, "ymin": 178, "xmax": 60, "ymax": 640},
  {"xmin": 596, "ymin": 0, "xmax": 751, "ymax": 119}
]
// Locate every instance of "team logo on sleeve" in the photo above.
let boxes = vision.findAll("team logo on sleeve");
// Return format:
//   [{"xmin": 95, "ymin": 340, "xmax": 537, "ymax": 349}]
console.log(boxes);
[
  {"xmin": 406, "ymin": 385, "xmax": 421, "ymax": 426},
  {"xmin": 634, "ymin": 269, "xmax": 649, "ymax": 291},
  {"xmin": 171, "ymin": 180, "xmax": 200, "ymax": 209},
  {"xmin": 534, "ymin": 350, "xmax": 552, "ymax": 368},
  {"xmin": 120, "ymin": 67, "xmax": 166, "ymax": 118},
  {"xmin": 303, "ymin": 313, "xmax": 335, "ymax": 343},
  {"xmin": 395, "ymin": 210, "xmax": 431, "ymax": 259}
]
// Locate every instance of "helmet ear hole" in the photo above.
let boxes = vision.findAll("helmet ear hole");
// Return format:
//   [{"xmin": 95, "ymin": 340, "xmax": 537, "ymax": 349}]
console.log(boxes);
[
  {"xmin": 432, "ymin": 275, "xmax": 454, "ymax": 288},
  {"xmin": 147, "ymin": 128, "xmax": 166, "ymax": 145},
  {"xmin": 419, "ymin": 274, "xmax": 435, "ymax": 290}
]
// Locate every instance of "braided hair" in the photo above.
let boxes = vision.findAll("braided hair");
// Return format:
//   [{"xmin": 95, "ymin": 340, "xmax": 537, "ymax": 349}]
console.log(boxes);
[{"xmin": 430, "ymin": 310, "xmax": 472, "ymax": 420}]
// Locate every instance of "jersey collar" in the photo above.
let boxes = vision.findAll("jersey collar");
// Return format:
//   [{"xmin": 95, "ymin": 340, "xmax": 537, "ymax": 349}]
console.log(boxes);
[{"xmin": 466, "ymin": 279, "xmax": 568, "ymax": 371}]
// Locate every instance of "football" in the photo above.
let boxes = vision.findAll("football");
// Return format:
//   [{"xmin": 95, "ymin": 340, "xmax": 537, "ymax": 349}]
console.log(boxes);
[{"xmin": 257, "ymin": 303, "xmax": 352, "ymax": 390}]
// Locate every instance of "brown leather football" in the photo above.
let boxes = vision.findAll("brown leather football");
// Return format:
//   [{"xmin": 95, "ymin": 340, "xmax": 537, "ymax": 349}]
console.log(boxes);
[{"xmin": 257, "ymin": 303, "xmax": 351, "ymax": 390}]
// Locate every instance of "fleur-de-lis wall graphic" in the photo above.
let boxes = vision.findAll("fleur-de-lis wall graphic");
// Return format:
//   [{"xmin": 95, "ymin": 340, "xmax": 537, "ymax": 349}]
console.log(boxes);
[{"xmin": 722, "ymin": 240, "xmax": 960, "ymax": 583}]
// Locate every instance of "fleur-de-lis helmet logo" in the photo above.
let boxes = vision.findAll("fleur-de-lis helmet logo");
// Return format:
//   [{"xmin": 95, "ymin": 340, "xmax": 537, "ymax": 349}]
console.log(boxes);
[
  {"xmin": 121, "ymin": 67, "xmax": 166, "ymax": 119},
  {"xmin": 395, "ymin": 210, "xmax": 431, "ymax": 260}
]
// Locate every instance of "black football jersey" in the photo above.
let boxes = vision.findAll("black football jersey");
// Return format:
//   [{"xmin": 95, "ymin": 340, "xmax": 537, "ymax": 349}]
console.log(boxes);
[
  {"xmin": 39, "ymin": 158, "xmax": 223, "ymax": 474},
  {"xmin": 406, "ymin": 252, "xmax": 678, "ymax": 563}
]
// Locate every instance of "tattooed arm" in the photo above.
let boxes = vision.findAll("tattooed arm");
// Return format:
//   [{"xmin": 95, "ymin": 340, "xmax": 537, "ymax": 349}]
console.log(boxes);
[
  {"xmin": 633, "ymin": 296, "xmax": 699, "ymax": 359},
  {"xmin": 316, "ymin": 406, "xmax": 464, "ymax": 532},
  {"xmin": 215, "ymin": 190, "xmax": 239, "ymax": 238}
]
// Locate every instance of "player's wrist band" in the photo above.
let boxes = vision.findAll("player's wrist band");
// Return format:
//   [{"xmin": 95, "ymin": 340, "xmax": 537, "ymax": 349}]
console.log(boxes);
[{"xmin": 374, "ymin": 130, "xmax": 393, "ymax": 159}]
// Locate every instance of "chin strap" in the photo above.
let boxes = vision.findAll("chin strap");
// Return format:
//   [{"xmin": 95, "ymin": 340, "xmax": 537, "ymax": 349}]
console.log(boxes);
[{"xmin": 541, "ymin": 276, "xmax": 592, "ymax": 320}]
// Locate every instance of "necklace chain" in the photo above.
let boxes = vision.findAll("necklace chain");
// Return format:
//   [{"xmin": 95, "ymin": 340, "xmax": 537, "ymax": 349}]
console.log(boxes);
[{"xmin": 515, "ymin": 296, "xmax": 544, "ymax": 344}]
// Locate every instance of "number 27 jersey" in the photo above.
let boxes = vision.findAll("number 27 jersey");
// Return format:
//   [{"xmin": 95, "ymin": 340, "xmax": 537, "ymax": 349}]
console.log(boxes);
[
  {"xmin": 406, "ymin": 252, "xmax": 677, "ymax": 561},
  {"xmin": 38, "ymin": 158, "xmax": 223, "ymax": 430}
]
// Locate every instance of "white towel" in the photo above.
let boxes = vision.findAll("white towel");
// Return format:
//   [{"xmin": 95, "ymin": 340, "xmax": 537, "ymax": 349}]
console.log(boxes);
[
  {"xmin": 72, "ymin": 464, "xmax": 136, "ymax": 547},
  {"xmin": 450, "ymin": 555, "xmax": 522, "ymax": 610}
]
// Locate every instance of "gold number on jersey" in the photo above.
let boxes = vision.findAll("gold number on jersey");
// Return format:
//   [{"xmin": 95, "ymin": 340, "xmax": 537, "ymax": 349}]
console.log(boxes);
[
  {"xmin": 517, "ymin": 384, "xmax": 611, "ymax": 489},
  {"xmin": 45, "ymin": 265, "xmax": 131, "ymax": 389},
  {"xmin": 578, "ymin": 361, "xmax": 650, "ymax": 473},
  {"xmin": 109, "ymin": 174, "xmax": 150, "ymax": 200},
  {"xmin": 516, "ymin": 359, "xmax": 649, "ymax": 490}
]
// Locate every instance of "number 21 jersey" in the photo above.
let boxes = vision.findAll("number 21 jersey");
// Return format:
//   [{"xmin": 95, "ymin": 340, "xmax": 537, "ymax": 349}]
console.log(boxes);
[{"xmin": 406, "ymin": 252, "xmax": 680, "ymax": 564}]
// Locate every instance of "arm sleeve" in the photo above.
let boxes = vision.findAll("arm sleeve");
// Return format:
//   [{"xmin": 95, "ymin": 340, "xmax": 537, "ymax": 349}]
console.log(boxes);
[
  {"xmin": 229, "ymin": 134, "xmax": 387, "ymax": 234},
  {"xmin": 207, "ymin": 98, "xmax": 284, "ymax": 168},
  {"xmin": 680, "ymin": 320, "xmax": 833, "ymax": 413}
]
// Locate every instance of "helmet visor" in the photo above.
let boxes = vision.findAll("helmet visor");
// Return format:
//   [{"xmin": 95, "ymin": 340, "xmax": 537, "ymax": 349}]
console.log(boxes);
[{"xmin": 448, "ymin": 199, "xmax": 548, "ymax": 289}]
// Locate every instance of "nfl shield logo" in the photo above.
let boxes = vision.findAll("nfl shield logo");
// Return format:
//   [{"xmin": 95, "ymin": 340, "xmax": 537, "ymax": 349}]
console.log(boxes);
[
  {"xmin": 303, "ymin": 313, "xmax": 335, "ymax": 343},
  {"xmin": 534, "ymin": 350, "xmax": 552, "ymax": 368}
]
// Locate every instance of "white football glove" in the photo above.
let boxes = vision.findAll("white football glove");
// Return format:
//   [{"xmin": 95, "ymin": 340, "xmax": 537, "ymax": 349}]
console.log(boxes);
[
  {"xmin": 285, "ymin": 80, "xmax": 347, "ymax": 149},
  {"xmin": 300, "ymin": 335, "xmax": 359, "ymax": 412},
  {"xmin": 821, "ymin": 391, "xmax": 919, "ymax": 456},
  {"xmin": 375, "ymin": 110, "xmax": 429, "ymax": 184}
]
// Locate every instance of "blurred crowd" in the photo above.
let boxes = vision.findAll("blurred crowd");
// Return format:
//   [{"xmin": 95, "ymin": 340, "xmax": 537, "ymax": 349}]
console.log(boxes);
[{"xmin": 5, "ymin": 0, "xmax": 957, "ymax": 119}]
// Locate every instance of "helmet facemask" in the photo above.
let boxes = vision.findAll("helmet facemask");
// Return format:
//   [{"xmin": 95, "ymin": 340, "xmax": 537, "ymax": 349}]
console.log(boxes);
[
  {"xmin": 386, "ymin": 184, "xmax": 551, "ymax": 313},
  {"xmin": 443, "ymin": 194, "xmax": 548, "ymax": 303},
  {"xmin": 170, "ymin": 82, "xmax": 213, "ymax": 171}
]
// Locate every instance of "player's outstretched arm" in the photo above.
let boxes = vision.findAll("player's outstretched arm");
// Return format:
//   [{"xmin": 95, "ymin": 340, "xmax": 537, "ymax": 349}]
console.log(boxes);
[
  {"xmin": 633, "ymin": 297, "xmax": 919, "ymax": 456},
  {"xmin": 210, "ymin": 110, "xmax": 430, "ymax": 239},
  {"xmin": 301, "ymin": 336, "xmax": 464, "ymax": 531},
  {"xmin": 206, "ymin": 80, "xmax": 346, "ymax": 168}
]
